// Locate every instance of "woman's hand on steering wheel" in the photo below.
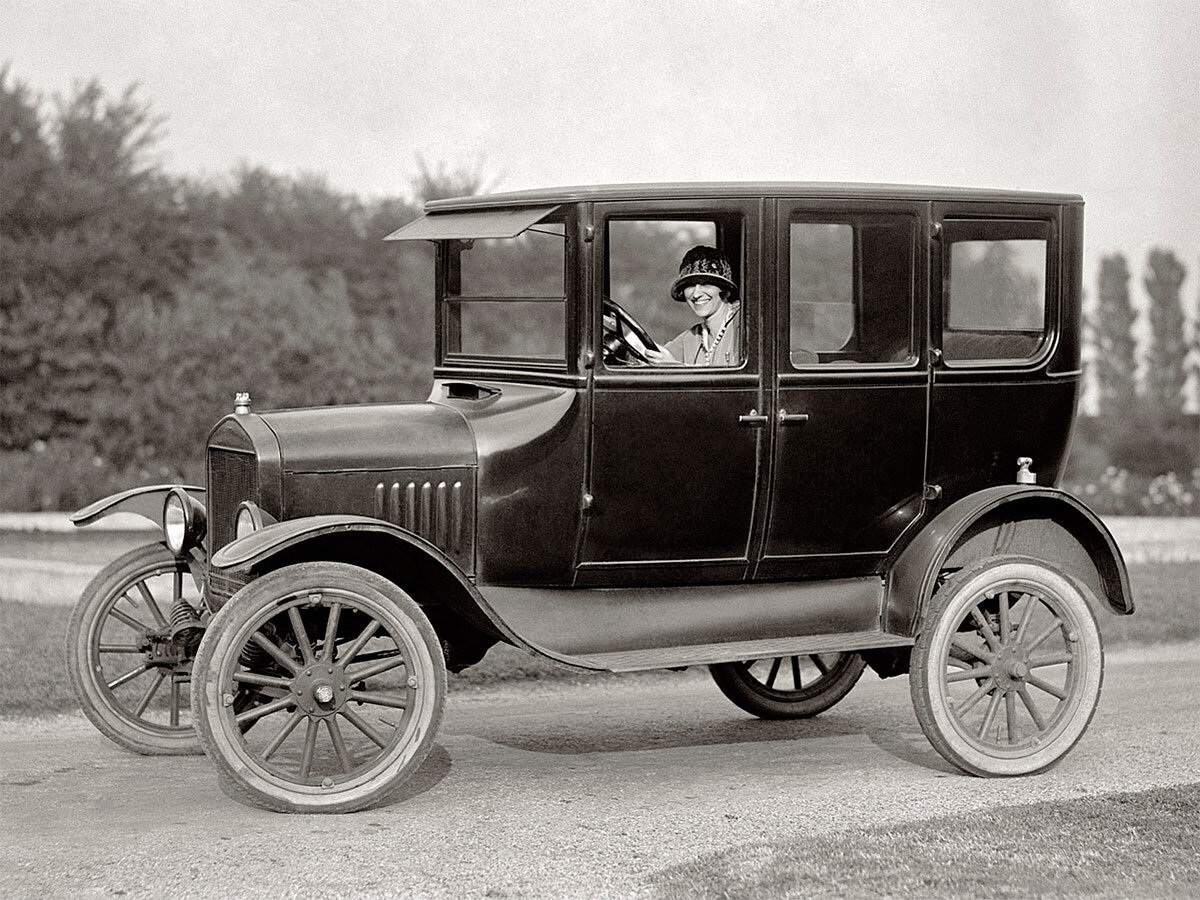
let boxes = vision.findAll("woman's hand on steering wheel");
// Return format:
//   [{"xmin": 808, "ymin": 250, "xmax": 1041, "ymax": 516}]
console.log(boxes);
[{"xmin": 603, "ymin": 298, "xmax": 666, "ymax": 364}]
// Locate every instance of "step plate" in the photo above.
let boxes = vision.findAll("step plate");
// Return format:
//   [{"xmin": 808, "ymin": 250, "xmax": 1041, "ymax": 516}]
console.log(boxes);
[{"xmin": 572, "ymin": 631, "xmax": 914, "ymax": 673}]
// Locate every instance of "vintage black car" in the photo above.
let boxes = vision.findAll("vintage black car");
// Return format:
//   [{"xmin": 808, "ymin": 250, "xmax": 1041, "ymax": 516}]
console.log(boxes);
[{"xmin": 68, "ymin": 182, "xmax": 1133, "ymax": 813}]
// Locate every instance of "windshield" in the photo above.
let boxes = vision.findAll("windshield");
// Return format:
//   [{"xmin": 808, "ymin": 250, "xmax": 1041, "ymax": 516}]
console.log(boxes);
[{"xmin": 441, "ymin": 214, "xmax": 568, "ymax": 366}]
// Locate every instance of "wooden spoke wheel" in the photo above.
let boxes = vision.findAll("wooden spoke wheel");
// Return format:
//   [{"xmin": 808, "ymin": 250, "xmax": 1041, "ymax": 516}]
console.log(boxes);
[
  {"xmin": 709, "ymin": 652, "xmax": 867, "ymax": 719},
  {"xmin": 911, "ymin": 556, "xmax": 1104, "ymax": 777},
  {"xmin": 192, "ymin": 562, "xmax": 445, "ymax": 813},
  {"xmin": 66, "ymin": 543, "xmax": 203, "ymax": 755}
]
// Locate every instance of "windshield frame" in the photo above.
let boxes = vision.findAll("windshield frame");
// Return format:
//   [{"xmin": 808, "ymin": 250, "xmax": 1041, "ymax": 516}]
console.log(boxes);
[{"xmin": 435, "ymin": 205, "xmax": 579, "ymax": 374}]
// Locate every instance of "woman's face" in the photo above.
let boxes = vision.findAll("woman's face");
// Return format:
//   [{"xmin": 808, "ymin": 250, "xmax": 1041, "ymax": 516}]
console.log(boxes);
[{"xmin": 683, "ymin": 282, "xmax": 726, "ymax": 318}]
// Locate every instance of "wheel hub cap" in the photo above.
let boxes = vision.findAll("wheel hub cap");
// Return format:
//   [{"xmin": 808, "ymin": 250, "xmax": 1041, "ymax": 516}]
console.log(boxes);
[
  {"xmin": 292, "ymin": 666, "xmax": 348, "ymax": 715},
  {"xmin": 993, "ymin": 645, "xmax": 1031, "ymax": 687},
  {"xmin": 1004, "ymin": 659, "xmax": 1029, "ymax": 679}
]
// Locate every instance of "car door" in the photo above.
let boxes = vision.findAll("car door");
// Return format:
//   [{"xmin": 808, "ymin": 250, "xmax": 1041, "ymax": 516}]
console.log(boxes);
[
  {"xmin": 756, "ymin": 198, "xmax": 930, "ymax": 579},
  {"xmin": 926, "ymin": 201, "xmax": 1075, "ymax": 503},
  {"xmin": 576, "ymin": 198, "xmax": 767, "ymax": 586}
]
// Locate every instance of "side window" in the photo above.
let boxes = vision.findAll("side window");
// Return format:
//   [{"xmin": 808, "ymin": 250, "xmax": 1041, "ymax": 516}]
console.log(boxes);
[
  {"xmin": 942, "ymin": 227, "xmax": 1049, "ymax": 364},
  {"xmin": 604, "ymin": 216, "xmax": 745, "ymax": 368},
  {"xmin": 444, "ymin": 217, "xmax": 567, "ymax": 363},
  {"xmin": 789, "ymin": 216, "xmax": 914, "ymax": 367}
]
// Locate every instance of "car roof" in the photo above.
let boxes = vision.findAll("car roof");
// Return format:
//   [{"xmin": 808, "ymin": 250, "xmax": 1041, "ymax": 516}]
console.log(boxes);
[{"xmin": 424, "ymin": 181, "xmax": 1083, "ymax": 212}]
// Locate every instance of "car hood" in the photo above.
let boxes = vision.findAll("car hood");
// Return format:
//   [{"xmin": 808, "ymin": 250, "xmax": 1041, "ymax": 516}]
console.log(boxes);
[{"xmin": 259, "ymin": 402, "xmax": 476, "ymax": 474}]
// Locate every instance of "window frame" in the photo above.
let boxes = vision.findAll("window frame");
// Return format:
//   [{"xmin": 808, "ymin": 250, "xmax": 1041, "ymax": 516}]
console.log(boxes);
[
  {"xmin": 435, "ymin": 207, "xmax": 576, "ymax": 373},
  {"xmin": 594, "ymin": 200, "xmax": 758, "ymax": 378},
  {"xmin": 939, "ymin": 217, "xmax": 1057, "ymax": 370},
  {"xmin": 782, "ymin": 208, "xmax": 920, "ymax": 372}
]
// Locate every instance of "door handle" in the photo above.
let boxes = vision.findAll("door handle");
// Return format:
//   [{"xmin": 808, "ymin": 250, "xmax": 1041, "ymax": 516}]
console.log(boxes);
[
  {"xmin": 738, "ymin": 409, "xmax": 769, "ymax": 426},
  {"xmin": 779, "ymin": 409, "xmax": 810, "ymax": 425}
]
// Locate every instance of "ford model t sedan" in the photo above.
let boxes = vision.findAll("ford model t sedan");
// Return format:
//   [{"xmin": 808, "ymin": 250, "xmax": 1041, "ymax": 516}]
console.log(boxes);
[{"xmin": 68, "ymin": 182, "xmax": 1133, "ymax": 812}]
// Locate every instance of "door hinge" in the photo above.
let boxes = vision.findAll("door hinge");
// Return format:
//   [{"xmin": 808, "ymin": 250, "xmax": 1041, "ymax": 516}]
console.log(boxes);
[{"xmin": 923, "ymin": 484, "xmax": 943, "ymax": 501}]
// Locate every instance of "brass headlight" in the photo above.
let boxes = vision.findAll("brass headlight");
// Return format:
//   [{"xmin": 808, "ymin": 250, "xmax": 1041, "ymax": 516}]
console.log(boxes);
[{"xmin": 163, "ymin": 488, "xmax": 206, "ymax": 555}]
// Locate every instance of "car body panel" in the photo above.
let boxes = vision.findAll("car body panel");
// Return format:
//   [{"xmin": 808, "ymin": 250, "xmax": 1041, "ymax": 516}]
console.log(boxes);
[
  {"xmin": 885, "ymin": 484, "xmax": 1133, "ymax": 636},
  {"xmin": 431, "ymin": 380, "xmax": 587, "ymax": 585}
]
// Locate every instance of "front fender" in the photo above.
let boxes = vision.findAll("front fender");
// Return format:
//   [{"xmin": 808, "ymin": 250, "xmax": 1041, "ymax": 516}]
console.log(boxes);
[
  {"xmin": 71, "ymin": 484, "xmax": 206, "ymax": 532},
  {"xmin": 885, "ymin": 485, "xmax": 1132, "ymax": 636},
  {"xmin": 210, "ymin": 514, "xmax": 455, "ymax": 571},
  {"xmin": 209, "ymin": 514, "xmax": 598, "ymax": 673}
]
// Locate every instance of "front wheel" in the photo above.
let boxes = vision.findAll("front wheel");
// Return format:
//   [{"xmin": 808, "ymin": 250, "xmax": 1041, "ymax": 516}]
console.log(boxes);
[
  {"xmin": 66, "ymin": 542, "xmax": 203, "ymax": 755},
  {"xmin": 709, "ymin": 652, "xmax": 866, "ymax": 719},
  {"xmin": 192, "ymin": 562, "xmax": 446, "ymax": 813},
  {"xmin": 910, "ymin": 556, "xmax": 1104, "ymax": 777}
]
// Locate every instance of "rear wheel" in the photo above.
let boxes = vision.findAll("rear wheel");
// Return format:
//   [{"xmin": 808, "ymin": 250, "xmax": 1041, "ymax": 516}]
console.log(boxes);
[
  {"xmin": 910, "ymin": 556, "xmax": 1104, "ymax": 776},
  {"xmin": 709, "ymin": 652, "xmax": 867, "ymax": 719},
  {"xmin": 66, "ymin": 543, "xmax": 203, "ymax": 755},
  {"xmin": 192, "ymin": 562, "xmax": 445, "ymax": 813}
]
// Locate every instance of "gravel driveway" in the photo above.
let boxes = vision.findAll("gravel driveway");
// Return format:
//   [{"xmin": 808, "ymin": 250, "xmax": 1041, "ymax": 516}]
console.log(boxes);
[{"xmin": 2, "ymin": 642, "xmax": 1197, "ymax": 899}]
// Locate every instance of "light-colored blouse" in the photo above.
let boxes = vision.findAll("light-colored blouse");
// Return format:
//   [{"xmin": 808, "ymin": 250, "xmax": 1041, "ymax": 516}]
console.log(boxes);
[{"xmin": 663, "ymin": 306, "xmax": 741, "ymax": 367}]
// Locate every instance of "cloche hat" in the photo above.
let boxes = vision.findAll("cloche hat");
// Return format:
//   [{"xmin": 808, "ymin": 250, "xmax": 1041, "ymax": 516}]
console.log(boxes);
[{"xmin": 670, "ymin": 245, "xmax": 738, "ymax": 302}]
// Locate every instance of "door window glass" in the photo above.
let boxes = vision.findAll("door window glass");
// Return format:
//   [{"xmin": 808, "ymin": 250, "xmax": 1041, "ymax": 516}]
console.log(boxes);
[
  {"xmin": 944, "ymin": 238, "xmax": 1046, "ymax": 362},
  {"xmin": 788, "ymin": 216, "xmax": 915, "ymax": 367},
  {"xmin": 604, "ymin": 217, "xmax": 745, "ymax": 368}
]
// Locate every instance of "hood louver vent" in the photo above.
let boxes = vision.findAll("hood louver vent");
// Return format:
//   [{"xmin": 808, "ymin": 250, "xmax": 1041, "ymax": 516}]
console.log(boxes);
[{"xmin": 374, "ymin": 479, "xmax": 465, "ymax": 553}]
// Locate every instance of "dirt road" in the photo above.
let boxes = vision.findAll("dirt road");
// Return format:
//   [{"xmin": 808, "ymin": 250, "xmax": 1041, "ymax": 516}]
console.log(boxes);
[{"xmin": 2, "ymin": 643, "xmax": 1197, "ymax": 899}]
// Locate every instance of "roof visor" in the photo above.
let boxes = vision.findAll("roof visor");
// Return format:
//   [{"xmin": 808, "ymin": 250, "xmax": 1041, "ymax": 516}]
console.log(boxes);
[{"xmin": 384, "ymin": 205, "xmax": 559, "ymax": 241}]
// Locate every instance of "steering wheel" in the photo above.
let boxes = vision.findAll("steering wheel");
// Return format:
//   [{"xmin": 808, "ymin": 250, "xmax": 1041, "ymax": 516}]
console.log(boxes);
[{"xmin": 602, "ymin": 298, "xmax": 661, "ymax": 365}]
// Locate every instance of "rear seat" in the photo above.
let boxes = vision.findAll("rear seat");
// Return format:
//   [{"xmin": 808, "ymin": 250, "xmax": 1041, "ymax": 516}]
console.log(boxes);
[{"xmin": 942, "ymin": 331, "xmax": 1041, "ymax": 361}]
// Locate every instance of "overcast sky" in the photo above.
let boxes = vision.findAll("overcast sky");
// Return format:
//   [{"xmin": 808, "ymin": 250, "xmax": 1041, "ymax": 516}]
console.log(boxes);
[{"xmin": 5, "ymin": 0, "xmax": 1199, "ymax": 310}]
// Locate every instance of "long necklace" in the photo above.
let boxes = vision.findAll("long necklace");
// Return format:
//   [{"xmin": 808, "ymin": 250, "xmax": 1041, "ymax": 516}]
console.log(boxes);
[{"xmin": 698, "ymin": 307, "xmax": 738, "ymax": 365}]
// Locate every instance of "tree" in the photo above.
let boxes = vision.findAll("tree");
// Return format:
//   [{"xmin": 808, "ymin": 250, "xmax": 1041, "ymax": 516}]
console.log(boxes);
[
  {"xmin": 1192, "ymin": 256, "xmax": 1200, "ymax": 414},
  {"xmin": 1, "ymin": 76, "xmax": 200, "ymax": 454},
  {"xmin": 0, "ymin": 65, "xmax": 54, "ymax": 240},
  {"xmin": 410, "ymin": 154, "xmax": 496, "ymax": 203},
  {"xmin": 1090, "ymin": 253, "xmax": 1138, "ymax": 418},
  {"xmin": 1143, "ymin": 248, "xmax": 1188, "ymax": 415}
]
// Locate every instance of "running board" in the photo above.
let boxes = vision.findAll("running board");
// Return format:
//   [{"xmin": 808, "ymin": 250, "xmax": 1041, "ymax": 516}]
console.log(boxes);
[{"xmin": 568, "ymin": 631, "xmax": 914, "ymax": 673}]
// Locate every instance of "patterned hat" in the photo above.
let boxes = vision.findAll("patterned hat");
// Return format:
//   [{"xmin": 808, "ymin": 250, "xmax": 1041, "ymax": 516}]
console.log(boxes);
[{"xmin": 670, "ymin": 245, "xmax": 738, "ymax": 301}]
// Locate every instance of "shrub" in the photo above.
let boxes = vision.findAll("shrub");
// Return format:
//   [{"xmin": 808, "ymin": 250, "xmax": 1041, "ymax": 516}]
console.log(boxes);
[{"xmin": 1064, "ymin": 466, "xmax": 1199, "ymax": 517}]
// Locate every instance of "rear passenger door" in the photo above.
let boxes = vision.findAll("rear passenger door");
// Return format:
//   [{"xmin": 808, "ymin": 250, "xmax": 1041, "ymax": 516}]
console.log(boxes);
[
  {"xmin": 757, "ymin": 199, "xmax": 929, "ymax": 579},
  {"xmin": 927, "ymin": 202, "xmax": 1075, "ymax": 503}
]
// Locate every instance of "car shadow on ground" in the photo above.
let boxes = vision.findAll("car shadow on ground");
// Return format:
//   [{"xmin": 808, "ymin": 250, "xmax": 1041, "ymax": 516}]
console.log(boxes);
[
  {"xmin": 454, "ymin": 705, "xmax": 961, "ymax": 776},
  {"xmin": 464, "ymin": 713, "xmax": 865, "ymax": 755},
  {"xmin": 387, "ymin": 743, "xmax": 453, "ymax": 803},
  {"xmin": 863, "ymin": 726, "xmax": 961, "ymax": 775}
]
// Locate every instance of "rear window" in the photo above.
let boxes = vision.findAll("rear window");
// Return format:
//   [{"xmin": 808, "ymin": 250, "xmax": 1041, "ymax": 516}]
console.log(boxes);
[{"xmin": 943, "ymin": 222, "xmax": 1050, "ymax": 364}]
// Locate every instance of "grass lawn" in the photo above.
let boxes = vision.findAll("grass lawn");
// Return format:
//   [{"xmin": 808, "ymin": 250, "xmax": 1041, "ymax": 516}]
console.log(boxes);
[
  {"xmin": 651, "ymin": 783, "xmax": 1200, "ymax": 899},
  {"xmin": 1, "ymin": 560, "xmax": 1195, "ymax": 717}
]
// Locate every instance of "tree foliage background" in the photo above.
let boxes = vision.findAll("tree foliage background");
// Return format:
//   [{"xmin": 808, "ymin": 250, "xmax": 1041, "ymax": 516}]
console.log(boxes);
[
  {"xmin": 1, "ymin": 70, "xmax": 1196, "ymax": 511},
  {"xmin": 1, "ymin": 71, "xmax": 437, "ymax": 508}
]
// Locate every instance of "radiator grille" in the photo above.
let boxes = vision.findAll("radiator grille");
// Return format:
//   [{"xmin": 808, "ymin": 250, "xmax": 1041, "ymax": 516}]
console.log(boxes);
[{"xmin": 207, "ymin": 447, "xmax": 257, "ymax": 553}]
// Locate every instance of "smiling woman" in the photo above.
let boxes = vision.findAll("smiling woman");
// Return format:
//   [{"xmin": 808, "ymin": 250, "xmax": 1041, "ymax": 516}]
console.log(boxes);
[{"xmin": 645, "ymin": 245, "xmax": 743, "ymax": 367}]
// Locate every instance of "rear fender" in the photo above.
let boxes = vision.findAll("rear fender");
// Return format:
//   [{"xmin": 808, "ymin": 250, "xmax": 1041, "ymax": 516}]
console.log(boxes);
[
  {"xmin": 210, "ymin": 515, "xmax": 595, "ymax": 672},
  {"xmin": 71, "ymin": 484, "xmax": 206, "ymax": 533},
  {"xmin": 886, "ymin": 485, "xmax": 1132, "ymax": 636}
]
